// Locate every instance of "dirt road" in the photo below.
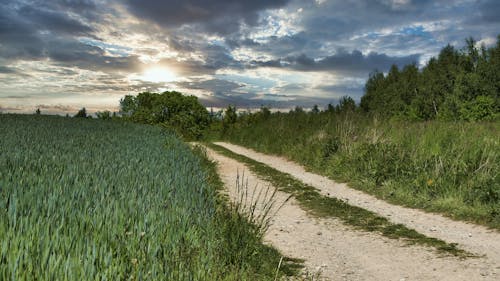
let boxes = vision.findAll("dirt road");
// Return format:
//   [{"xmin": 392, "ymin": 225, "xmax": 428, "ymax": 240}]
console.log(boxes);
[{"xmin": 206, "ymin": 144, "xmax": 500, "ymax": 280}]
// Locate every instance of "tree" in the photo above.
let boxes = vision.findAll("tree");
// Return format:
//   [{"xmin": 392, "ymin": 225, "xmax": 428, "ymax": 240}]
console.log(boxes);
[
  {"xmin": 119, "ymin": 91, "xmax": 210, "ymax": 139},
  {"xmin": 336, "ymin": 96, "xmax": 356, "ymax": 113},
  {"xmin": 35, "ymin": 108, "xmax": 41, "ymax": 115},
  {"xmin": 96, "ymin": 110, "xmax": 112, "ymax": 120},
  {"xmin": 74, "ymin": 107, "xmax": 87, "ymax": 118},
  {"xmin": 259, "ymin": 106, "xmax": 271, "ymax": 119},
  {"xmin": 119, "ymin": 95, "xmax": 137, "ymax": 117},
  {"xmin": 361, "ymin": 36, "xmax": 500, "ymax": 121},
  {"xmin": 360, "ymin": 70, "xmax": 385, "ymax": 112},
  {"xmin": 223, "ymin": 106, "xmax": 237, "ymax": 125},
  {"xmin": 311, "ymin": 104, "xmax": 320, "ymax": 114},
  {"xmin": 326, "ymin": 103, "xmax": 335, "ymax": 113}
]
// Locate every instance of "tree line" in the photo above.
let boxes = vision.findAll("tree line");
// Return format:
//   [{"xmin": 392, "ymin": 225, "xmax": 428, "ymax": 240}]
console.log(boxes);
[{"xmin": 360, "ymin": 36, "xmax": 499, "ymax": 121}]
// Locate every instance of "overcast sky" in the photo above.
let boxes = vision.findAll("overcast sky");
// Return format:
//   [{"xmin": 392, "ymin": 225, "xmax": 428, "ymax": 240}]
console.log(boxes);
[{"xmin": 0, "ymin": 0, "xmax": 498, "ymax": 114}]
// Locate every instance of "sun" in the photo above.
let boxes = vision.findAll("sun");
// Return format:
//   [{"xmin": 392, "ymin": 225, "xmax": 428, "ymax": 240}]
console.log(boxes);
[{"xmin": 141, "ymin": 67, "xmax": 178, "ymax": 83}]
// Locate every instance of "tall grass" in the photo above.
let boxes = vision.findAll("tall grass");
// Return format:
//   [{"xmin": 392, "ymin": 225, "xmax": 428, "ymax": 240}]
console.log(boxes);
[
  {"xmin": 218, "ymin": 111, "xmax": 500, "ymax": 229},
  {"xmin": 0, "ymin": 114, "xmax": 291, "ymax": 280}
]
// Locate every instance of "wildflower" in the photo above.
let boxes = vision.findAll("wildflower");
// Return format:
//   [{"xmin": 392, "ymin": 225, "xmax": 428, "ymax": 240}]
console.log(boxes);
[{"xmin": 427, "ymin": 179, "xmax": 434, "ymax": 186}]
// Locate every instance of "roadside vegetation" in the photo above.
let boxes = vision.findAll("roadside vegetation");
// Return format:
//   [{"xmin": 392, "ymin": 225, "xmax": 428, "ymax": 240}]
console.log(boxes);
[
  {"xmin": 207, "ymin": 143, "xmax": 471, "ymax": 257},
  {"xmin": 0, "ymin": 114, "xmax": 294, "ymax": 280},
  {"xmin": 209, "ymin": 37, "xmax": 500, "ymax": 230},
  {"xmin": 216, "ymin": 113, "xmax": 499, "ymax": 229}
]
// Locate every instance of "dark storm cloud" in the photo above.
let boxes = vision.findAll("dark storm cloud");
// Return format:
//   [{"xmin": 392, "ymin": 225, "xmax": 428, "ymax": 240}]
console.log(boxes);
[
  {"xmin": 0, "ymin": 66, "xmax": 32, "ymax": 77},
  {"xmin": 46, "ymin": 38, "xmax": 142, "ymax": 72},
  {"xmin": 235, "ymin": 32, "xmax": 321, "ymax": 58},
  {"xmin": 17, "ymin": 5, "xmax": 94, "ymax": 35},
  {"xmin": 0, "ymin": 0, "xmax": 100, "ymax": 63},
  {"xmin": 0, "ymin": 66, "xmax": 18, "ymax": 74},
  {"xmin": 478, "ymin": 0, "xmax": 500, "ymax": 23},
  {"xmin": 0, "ymin": 5, "xmax": 46, "ymax": 60},
  {"xmin": 251, "ymin": 50, "xmax": 420, "ymax": 75},
  {"xmin": 0, "ymin": 1, "xmax": 145, "ymax": 75},
  {"xmin": 122, "ymin": 0, "xmax": 291, "ymax": 34},
  {"xmin": 237, "ymin": 0, "xmax": 495, "ymax": 62},
  {"xmin": 299, "ymin": 0, "xmax": 434, "ymax": 38}
]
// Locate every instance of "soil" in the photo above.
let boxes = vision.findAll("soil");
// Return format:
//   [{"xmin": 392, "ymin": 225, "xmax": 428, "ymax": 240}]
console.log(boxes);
[{"xmin": 206, "ymin": 143, "xmax": 500, "ymax": 280}]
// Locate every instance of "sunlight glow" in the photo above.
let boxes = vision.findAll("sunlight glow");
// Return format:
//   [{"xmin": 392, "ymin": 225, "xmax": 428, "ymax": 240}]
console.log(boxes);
[{"xmin": 141, "ymin": 67, "xmax": 178, "ymax": 83}]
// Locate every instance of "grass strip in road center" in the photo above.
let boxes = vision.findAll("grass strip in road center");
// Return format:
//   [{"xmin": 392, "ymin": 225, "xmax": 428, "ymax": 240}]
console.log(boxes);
[{"xmin": 207, "ymin": 143, "xmax": 474, "ymax": 258}]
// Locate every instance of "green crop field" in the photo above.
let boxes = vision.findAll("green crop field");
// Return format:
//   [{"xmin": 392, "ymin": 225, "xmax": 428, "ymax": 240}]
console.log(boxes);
[{"xmin": 0, "ymin": 114, "xmax": 289, "ymax": 280}]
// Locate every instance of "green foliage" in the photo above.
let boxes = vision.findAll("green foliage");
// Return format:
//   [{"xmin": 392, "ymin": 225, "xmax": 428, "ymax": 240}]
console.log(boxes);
[
  {"xmin": 0, "ymin": 114, "xmax": 290, "ymax": 280},
  {"xmin": 458, "ymin": 95, "xmax": 498, "ymax": 121},
  {"xmin": 361, "ymin": 36, "xmax": 500, "ymax": 121},
  {"xmin": 74, "ymin": 107, "xmax": 87, "ymax": 118},
  {"xmin": 35, "ymin": 108, "xmax": 41, "ymax": 115},
  {"xmin": 216, "ymin": 111, "xmax": 500, "ymax": 229},
  {"xmin": 223, "ymin": 106, "xmax": 238, "ymax": 125},
  {"xmin": 95, "ymin": 110, "xmax": 112, "ymax": 120},
  {"xmin": 119, "ymin": 91, "xmax": 210, "ymax": 140},
  {"xmin": 311, "ymin": 104, "xmax": 320, "ymax": 114},
  {"xmin": 336, "ymin": 96, "xmax": 356, "ymax": 113}
]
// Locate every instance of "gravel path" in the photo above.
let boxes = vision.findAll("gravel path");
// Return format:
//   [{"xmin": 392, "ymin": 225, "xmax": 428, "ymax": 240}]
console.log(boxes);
[{"xmin": 209, "ymin": 142, "xmax": 500, "ymax": 280}]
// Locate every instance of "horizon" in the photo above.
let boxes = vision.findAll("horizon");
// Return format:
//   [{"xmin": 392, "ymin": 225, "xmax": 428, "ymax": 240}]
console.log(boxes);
[{"xmin": 1, "ymin": 0, "xmax": 499, "ymax": 115}]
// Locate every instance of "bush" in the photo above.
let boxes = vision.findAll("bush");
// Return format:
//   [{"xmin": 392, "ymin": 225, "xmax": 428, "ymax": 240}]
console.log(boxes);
[{"xmin": 120, "ymin": 91, "xmax": 210, "ymax": 140}]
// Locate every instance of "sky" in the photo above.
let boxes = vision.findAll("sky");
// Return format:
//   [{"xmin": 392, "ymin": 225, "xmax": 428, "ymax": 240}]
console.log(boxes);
[{"xmin": 0, "ymin": 0, "xmax": 499, "ymax": 114}]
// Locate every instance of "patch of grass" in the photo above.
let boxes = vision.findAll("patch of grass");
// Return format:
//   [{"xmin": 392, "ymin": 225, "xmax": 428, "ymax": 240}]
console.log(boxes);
[
  {"xmin": 191, "ymin": 145, "xmax": 304, "ymax": 278},
  {"xmin": 215, "ymin": 112, "xmax": 500, "ymax": 230},
  {"xmin": 207, "ymin": 142, "xmax": 473, "ymax": 258}
]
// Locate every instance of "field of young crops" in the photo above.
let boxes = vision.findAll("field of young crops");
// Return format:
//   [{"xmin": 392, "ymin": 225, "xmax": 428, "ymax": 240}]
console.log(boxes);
[{"xmin": 0, "ymin": 114, "xmax": 285, "ymax": 280}]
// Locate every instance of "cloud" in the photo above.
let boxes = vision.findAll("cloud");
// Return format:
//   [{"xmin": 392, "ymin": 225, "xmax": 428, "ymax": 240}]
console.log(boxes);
[
  {"xmin": 0, "ymin": 105, "xmax": 23, "ymax": 112},
  {"xmin": 0, "ymin": 66, "xmax": 32, "ymax": 78},
  {"xmin": 17, "ymin": 5, "xmax": 94, "ymax": 36},
  {"xmin": 0, "ymin": 0, "xmax": 498, "ymax": 113},
  {"xmin": 0, "ymin": 66, "xmax": 18, "ymax": 74},
  {"xmin": 176, "ymin": 78, "xmax": 244, "ymax": 93},
  {"xmin": 477, "ymin": 0, "xmax": 500, "ymax": 23},
  {"xmin": 122, "ymin": 0, "xmax": 291, "ymax": 34},
  {"xmin": 46, "ymin": 38, "xmax": 143, "ymax": 72},
  {"xmin": 0, "ymin": 1, "xmax": 99, "ymax": 62},
  {"xmin": 154, "ymin": 43, "xmax": 244, "ymax": 77},
  {"xmin": 250, "ymin": 50, "xmax": 420, "ymax": 75},
  {"xmin": 198, "ymin": 90, "xmax": 342, "ymax": 109}
]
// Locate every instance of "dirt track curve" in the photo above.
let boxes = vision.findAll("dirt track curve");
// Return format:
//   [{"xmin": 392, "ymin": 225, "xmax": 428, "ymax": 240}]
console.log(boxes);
[{"xmin": 206, "ymin": 143, "xmax": 500, "ymax": 280}]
